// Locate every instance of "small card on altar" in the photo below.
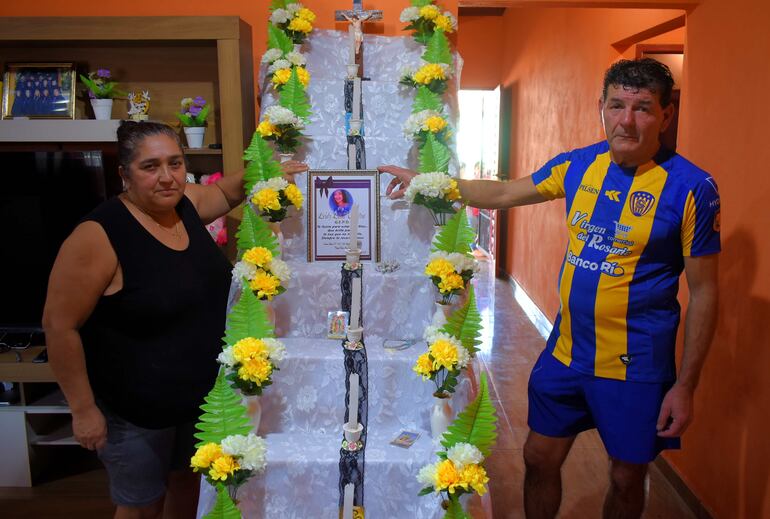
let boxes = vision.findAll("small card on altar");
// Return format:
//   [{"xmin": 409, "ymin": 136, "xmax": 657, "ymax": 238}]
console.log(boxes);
[
  {"xmin": 327, "ymin": 311, "xmax": 349, "ymax": 339},
  {"xmin": 390, "ymin": 430, "xmax": 420, "ymax": 448}
]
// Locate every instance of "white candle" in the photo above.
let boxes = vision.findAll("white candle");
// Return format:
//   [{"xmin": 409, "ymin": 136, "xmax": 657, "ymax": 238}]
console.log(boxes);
[
  {"xmin": 348, "ymin": 373, "xmax": 359, "ymax": 427},
  {"xmin": 343, "ymin": 482, "xmax": 354, "ymax": 519},
  {"xmin": 349, "ymin": 204, "xmax": 359, "ymax": 250},
  {"xmin": 348, "ymin": 25, "xmax": 356, "ymax": 64},
  {"xmin": 350, "ymin": 276, "xmax": 361, "ymax": 329},
  {"xmin": 352, "ymin": 78, "xmax": 361, "ymax": 119},
  {"xmin": 348, "ymin": 143, "xmax": 356, "ymax": 170}
]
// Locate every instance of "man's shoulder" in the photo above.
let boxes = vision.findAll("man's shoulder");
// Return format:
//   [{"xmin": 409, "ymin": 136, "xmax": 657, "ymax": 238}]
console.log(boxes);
[
  {"xmin": 660, "ymin": 151, "xmax": 718, "ymax": 191},
  {"xmin": 550, "ymin": 141, "xmax": 609, "ymax": 168}
]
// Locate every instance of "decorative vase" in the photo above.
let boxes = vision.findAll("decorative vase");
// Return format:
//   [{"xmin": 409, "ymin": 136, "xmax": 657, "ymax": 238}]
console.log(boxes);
[
  {"xmin": 267, "ymin": 221, "xmax": 284, "ymax": 255},
  {"xmin": 184, "ymin": 126, "xmax": 205, "ymax": 149},
  {"xmin": 264, "ymin": 300, "xmax": 277, "ymax": 328},
  {"xmin": 430, "ymin": 392, "xmax": 453, "ymax": 439},
  {"xmin": 279, "ymin": 152, "xmax": 295, "ymax": 164},
  {"xmin": 90, "ymin": 98, "xmax": 113, "ymax": 120},
  {"xmin": 242, "ymin": 393, "xmax": 262, "ymax": 433},
  {"xmin": 293, "ymin": 43, "xmax": 302, "ymax": 53},
  {"xmin": 431, "ymin": 300, "xmax": 458, "ymax": 328}
]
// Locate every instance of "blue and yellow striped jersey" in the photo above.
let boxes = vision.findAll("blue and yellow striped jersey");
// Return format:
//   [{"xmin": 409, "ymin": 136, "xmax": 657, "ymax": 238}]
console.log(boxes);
[{"xmin": 532, "ymin": 141, "xmax": 721, "ymax": 382}]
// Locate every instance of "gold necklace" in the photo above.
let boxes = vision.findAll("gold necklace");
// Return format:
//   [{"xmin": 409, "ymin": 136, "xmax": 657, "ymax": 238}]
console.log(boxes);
[{"xmin": 124, "ymin": 196, "xmax": 181, "ymax": 239}]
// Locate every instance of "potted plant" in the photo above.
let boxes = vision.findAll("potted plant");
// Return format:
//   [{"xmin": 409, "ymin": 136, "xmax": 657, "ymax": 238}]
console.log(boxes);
[
  {"xmin": 176, "ymin": 96, "xmax": 210, "ymax": 149},
  {"xmin": 80, "ymin": 68, "xmax": 124, "ymax": 120}
]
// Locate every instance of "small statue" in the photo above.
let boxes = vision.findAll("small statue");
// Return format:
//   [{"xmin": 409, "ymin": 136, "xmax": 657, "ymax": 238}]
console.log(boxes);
[{"xmin": 127, "ymin": 90, "xmax": 151, "ymax": 121}]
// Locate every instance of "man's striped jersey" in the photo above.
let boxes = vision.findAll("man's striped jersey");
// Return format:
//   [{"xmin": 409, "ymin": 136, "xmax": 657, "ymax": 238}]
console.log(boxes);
[{"xmin": 531, "ymin": 141, "xmax": 721, "ymax": 382}]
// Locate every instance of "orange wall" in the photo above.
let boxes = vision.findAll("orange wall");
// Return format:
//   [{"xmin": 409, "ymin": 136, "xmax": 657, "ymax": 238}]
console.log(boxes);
[{"xmin": 457, "ymin": 14, "xmax": 504, "ymax": 90}]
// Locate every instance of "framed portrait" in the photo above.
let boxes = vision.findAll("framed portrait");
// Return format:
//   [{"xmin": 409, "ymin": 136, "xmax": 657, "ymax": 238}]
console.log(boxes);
[
  {"xmin": 307, "ymin": 170, "xmax": 381, "ymax": 262},
  {"xmin": 2, "ymin": 63, "xmax": 76, "ymax": 120}
]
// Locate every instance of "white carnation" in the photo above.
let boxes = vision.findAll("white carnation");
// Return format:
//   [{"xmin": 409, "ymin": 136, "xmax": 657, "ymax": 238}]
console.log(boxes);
[
  {"xmin": 443, "ymin": 11, "xmax": 458, "ymax": 30},
  {"xmin": 270, "ymin": 8, "xmax": 291, "ymax": 25},
  {"xmin": 416, "ymin": 461, "xmax": 438, "ymax": 486},
  {"xmin": 404, "ymin": 172, "xmax": 454, "ymax": 202},
  {"xmin": 217, "ymin": 346, "xmax": 235, "ymax": 367},
  {"xmin": 267, "ymin": 59, "xmax": 292, "ymax": 73},
  {"xmin": 286, "ymin": 2, "xmax": 302, "ymax": 15},
  {"xmin": 263, "ymin": 338, "xmax": 286, "ymax": 362},
  {"xmin": 400, "ymin": 6, "xmax": 420, "ymax": 23},
  {"xmin": 264, "ymin": 105, "xmax": 303, "ymax": 127},
  {"xmin": 455, "ymin": 343, "xmax": 470, "ymax": 369},
  {"xmin": 447, "ymin": 252, "xmax": 477, "ymax": 273},
  {"xmin": 403, "ymin": 109, "xmax": 443, "ymax": 136},
  {"xmin": 286, "ymin": 51, "xmax": 306, "ymax": 67},
  {"xmin": 266, "ymin": 177, "xmax": 289, "ymax": 191},
  {"xmin": 221, "ymin": 433, "xmax": 267, "ymax": 472},
  {"xmin": 269, "ymin": 258, "xmax": 292, "ymax": 282},
  {"xmin": 232, "ymin": 260, "xmax": 257, "ymax": 287},
  {"xmin": 423, "ymin": 325, "xmax": 441, "ymax": 343},
  {"xmin": 447, "ymin": 442, "xmax": 483, "ymax": 468},
  {"xmin": 261, "ymin": 48, "xmax": 283, "ymax": 64}
]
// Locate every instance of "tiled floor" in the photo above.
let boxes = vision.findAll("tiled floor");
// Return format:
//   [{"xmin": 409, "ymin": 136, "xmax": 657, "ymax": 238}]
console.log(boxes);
[{"xmin": 472, "ymin": 259, "xmax": 696, "ymax": 518}]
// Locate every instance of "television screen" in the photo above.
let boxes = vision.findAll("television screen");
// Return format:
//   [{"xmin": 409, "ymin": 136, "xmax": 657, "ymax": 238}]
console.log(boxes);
[{"xmin": 0, "ymin": 150, "xmax": 121, "ymax": 331}]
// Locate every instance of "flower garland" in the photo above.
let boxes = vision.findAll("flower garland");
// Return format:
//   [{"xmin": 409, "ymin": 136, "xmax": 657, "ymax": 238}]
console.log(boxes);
[
  {"xmin": 424, "ymin": 251, "xmax": 478, "ymax": 305},
  {"xmin": 192, "ymin": 433, "xmax": 267, "ymax": 494},
  {"xmin": 218, "ymin": 337, "xmax": 286, "ymax": 396}
]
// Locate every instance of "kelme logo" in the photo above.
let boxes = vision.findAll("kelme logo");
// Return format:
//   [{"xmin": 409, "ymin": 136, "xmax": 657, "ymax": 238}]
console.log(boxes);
[
  {"xmin": 619, "ymin": 354, "xmax": 632, "ymax": 366},
  {"xmin": 629, "ymin": 191, "xmax": 656, "ymax": 217}
]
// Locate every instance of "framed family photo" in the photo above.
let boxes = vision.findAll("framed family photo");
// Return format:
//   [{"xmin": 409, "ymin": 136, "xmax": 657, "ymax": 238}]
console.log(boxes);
[
  {"xmin": 2, "ymin": 63, "xmax": 76, "ymax": 119},
  {"xmin": 307, "ymin": 170, "xmax": 381, "ymax": 262}
]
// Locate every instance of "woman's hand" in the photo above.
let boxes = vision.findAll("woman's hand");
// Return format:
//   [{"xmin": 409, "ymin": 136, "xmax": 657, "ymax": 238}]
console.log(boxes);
[
  {"xmin": 281, "ymin": 160, "xmax": 309, "ymax": 184},
  {"xmin": 378, "ymin": 165, "xmax": 417, "ymax": 199},
  {"xmin": 72, "ymin": 404, "xmax": 108, "ymax": 451}
]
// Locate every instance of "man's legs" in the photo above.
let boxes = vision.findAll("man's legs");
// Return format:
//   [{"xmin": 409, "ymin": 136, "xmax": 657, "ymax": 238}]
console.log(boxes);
[
  {"xmin": 603, "ymin": 458, "xmax": 648, "ymax": 519},
  {"xmin": 523, "ymin": 430, "xmax": 576, "ymax": 519}
]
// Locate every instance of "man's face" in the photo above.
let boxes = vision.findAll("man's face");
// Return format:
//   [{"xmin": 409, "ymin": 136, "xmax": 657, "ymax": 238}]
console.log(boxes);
[{"xmin": 599, "ymin": 84, "xmax": 674, "ymax": 167}]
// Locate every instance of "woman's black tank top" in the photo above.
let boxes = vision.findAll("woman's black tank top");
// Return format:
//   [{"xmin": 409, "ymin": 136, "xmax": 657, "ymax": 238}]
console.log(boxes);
[{"xmin": 80, "ymin": 195, "xmax": 231, "ymax": 429}]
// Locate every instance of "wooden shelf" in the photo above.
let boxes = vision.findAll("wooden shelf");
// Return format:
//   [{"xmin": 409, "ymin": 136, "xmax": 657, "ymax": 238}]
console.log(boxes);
[
  {"xmin": 0, "ymin": 346, "xmax": 55, "ymax": 383},
  {"xmin": 25, "ymin": 388, "xmax": 69, "ymax": 414},
  {"xmin": 29, "ymin": 422, "xmax": 78, "ymax": 446},
  {"xmin": 0, "ymin": 119, "xmax": 120, "ymax": 142},
  {"xmin": 184, "ymin": 147, "xmax": 223, "ymax": 155}
]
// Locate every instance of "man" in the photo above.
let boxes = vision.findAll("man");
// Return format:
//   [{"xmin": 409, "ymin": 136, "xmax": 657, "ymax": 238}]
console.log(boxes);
[{"xmin": 380, "ymin": 58, "xmax": 720, "ymax": 519}]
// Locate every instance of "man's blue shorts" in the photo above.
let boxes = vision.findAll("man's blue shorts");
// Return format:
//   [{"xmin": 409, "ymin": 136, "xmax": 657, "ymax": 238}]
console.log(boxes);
[{"xmin": 527, "ymin": 350, "xmax": 681, "ymax": 464}]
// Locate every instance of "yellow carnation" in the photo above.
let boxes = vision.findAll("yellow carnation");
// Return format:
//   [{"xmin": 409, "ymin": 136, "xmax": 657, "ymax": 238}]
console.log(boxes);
[
  {"xmin": 209, "ymin": 454, "xmax": 240, "ymax": 481},
  {"xmin": 433, "ymin": 459, "xmax": 462, "ymax": 493},
  {"xmin": 249, "ymin": 270, "xmax": 282, "ymax": 300},
  {"xmin": 438, "ymin": 272, "xmax": 465, "ymax": 293},
  {"xmin": 446, "ymin": 179, "xmax": 461, "ymax": 201},
  {"xmin": 424, "ymin": 115, "xmax": 447, "ymax": 133},
  {"xmin": 271, "ymin": 68, "xmax": 292, "ymax": 86},
  {"xmin": 257, "ymin": 118, "xmax": 280, "ymax": 138},
  {"xmin": 413, "ymin": 353, "xmax": 434, "ymax": 379},
  {"xmin": 190, "ymin": 442, "xmax": 222, "ymax": 470},
  {"xmin": 242, "ymin": 246, "xmax": 273, "ymax": 268},
  {"xmin": 252, "ymin": 187, "xmax": 282, "ymax": 212},
  {"xmin": 419, "ymin": 5, "xmax": 440, "ymax": 20},
  {"xmin": 297, "ymin": 7, "xmax": 316, "ymax": 22},
  {"xmin": 296, "ymin": 66, "xmax": 311, "ymax": 87},
  {"xmin": 232, "ymin": 337, "xmax": 270, "ymax": 363},
  {"xmin": 288, "ymin": 17, "xmax": 312, "ymax": 34},
  {"xmin": 238, "ymin": 356, "xmax": 273, "ymax": 384},
  {"xmin": 460, "ymin": 464, "xmax": 489, "ymax": 496},
  {"xmin": 429, "ymin": 338, "xmax": 459, "ymax": 370},
  {"xmin": 434, "ymin": 14, "xmax": 454, "ymax": 33},
  {"xmin": 284, "ymin": 183, "xmax": 304, "ymax": 208},
  {"xmin": 413, "ymin": 63, "xmax": 447, "ymax": 85},
  {"xmin": 425, "ymin": 258, "xmax": 455, "ymax": 278}
]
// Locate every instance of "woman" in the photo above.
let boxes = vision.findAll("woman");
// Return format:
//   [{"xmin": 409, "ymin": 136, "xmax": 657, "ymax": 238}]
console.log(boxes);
[
  {"xmin": 331, "ymin": 189, "xmax": 352, "ymax": 217},
  {"xmin": 42, "ymin": 121, "xmax": 306, "ymax": 519}
]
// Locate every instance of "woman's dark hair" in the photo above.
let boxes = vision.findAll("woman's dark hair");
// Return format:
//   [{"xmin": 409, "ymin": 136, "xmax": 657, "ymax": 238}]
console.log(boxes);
[
  {"xmin": 334, "ymin": 189, "xmax": 349, "ymax": 205},
  {"xmin": 602, "ymin": 58, "xmax": 675, "ymax": 108},
  {"xmin": 116, "ymin": 120, "xmax": 183, "ymax": 174}
]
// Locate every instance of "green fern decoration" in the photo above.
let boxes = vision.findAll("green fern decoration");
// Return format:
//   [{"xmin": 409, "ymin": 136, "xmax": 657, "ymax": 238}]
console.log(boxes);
[
  {"xmin": 269, "ymin": 0, "xmax": 287, "ymax": 11},
  {"xmin": 442, "ymin": 285, "xmax": 482, "ymax": 356},
  {"xmin": 440, "ymin": 373, "xmax": 498, "ymax": 457},
  {"xmin": 267, "ymin": 23, "xmax": 293, "ymax": 56},
  {"xmin": 243, "ymin": 134, "xmax": 283, "ymax": 193},
  {"xmin": 422, "ymin": 30, "xmax": 453, "ymax": 66},
  {"xmin": 194, "ymin": 370, "xmax": 253, "ymax": 447},
  {"xmin": 279, "ymin": 68, "xmax": 312, "ymax": 120},
  {"xmin": 413, "ymin": 86, "xmax": 444, "ymax": 113},
  {"xmin": 410, "ymin": 0, "xmax": 434, "ymax": 6},
  {"xmin": 443, "ymin": 495, "xmax": 470, "ymax": 519},
  {"xmin": 203, "ymin": 485, "xmax": 242, "ymax": 519},
  {"xmin": 236, "ymin": 205, "xmax": 280, "ymax": 256},
  {"xmin": 223, "ymin": 288, "xmax": 275, "ymax": 347},
  {"xmin": 432, "ymin": 208, "xmax": 475, "ymax": 254},
  {"xmin": 418, "ymin": 133, "xmax": 451, "ymax": 173}
]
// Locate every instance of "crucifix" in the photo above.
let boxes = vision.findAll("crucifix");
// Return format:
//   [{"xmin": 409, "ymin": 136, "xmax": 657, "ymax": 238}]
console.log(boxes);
[{"xmin": 335, "ymin": 0, "xmax": 382, "ymax": 77}]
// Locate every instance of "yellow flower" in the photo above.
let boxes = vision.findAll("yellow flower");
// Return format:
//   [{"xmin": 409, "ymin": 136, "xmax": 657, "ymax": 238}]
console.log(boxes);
[
  {"xmin": 242, "ymin": 246, "xmax": 273, "ymax": 268},
  {"xmin": 296, "ymin": 66, "xmax": 311, "ymax": 87},
  {"xmin": 297, "ymin": 7, "xmax": 316, "ymax": 23},
  {"xmin": 232, "ymin": 337, "xmax": 270, "ymax": 363},
  {"xmin": 424, "ymin": 115, "xmax": 447, "ymax": 133},
  {"xmin": 252, "ymin": 187, "xmax": 282, "ymax": 212},
  {"xmin": 257, "ymin": 118, "xmax": 281, "ymax": 138},
  {"xmin": 413, "ymin": 353, "xmax": 434, "ymax": 379},
  {"xmin": 419, "ymin": 4, "xmax": 440, "ymax": 20},
  {"xmin": 288, "ymin": 17, "xmax": 313, "ymax": 34},
  {"xmin": 460, "ymin": 464, "xmax": 489, "ymax": 496},
  {"xmin": 190, "ymin": 442, "xmax": 222, "ymax": 470},
  {"xmin": 425, "ymin": 258, "xmax": 455, "ymax": 278},
  {"xmin": 271, "ymin": 68, "xmax": 292, "ymax": 86},
  {"xmin": 413, "ymin": 63, "xmax": 447, "ymax": 85},
  {"xmin": 249, "ymin": 270, "xmax": 282, "ymax": 300},
  {"xmin": 209, "ymin": 454, "xmax": 240, "ymax": 481},
  {"xmin": 238, "ymin": 356, "xmax": 273, "ymax": 384},
  {"xmin": 429, "ymin": 338, "xmax": 459, "ymax": 370},
  {"xmin": 433, "ymin": 459, "xmax": 463, "ymax": 493},
  {"xmin": 446, "ymin": 179, "xmax": 461, "ymax": 201},
  {"xmin": 284, "ymin": 183, "xmax": 304, "ymax": 208},
  {"xmin": 438, "ymin": 272, "xmax": 465, "ymax": 293},
  {"xmin": 434, "ymin": 14, "xmax": 454, "ymax": 33}
]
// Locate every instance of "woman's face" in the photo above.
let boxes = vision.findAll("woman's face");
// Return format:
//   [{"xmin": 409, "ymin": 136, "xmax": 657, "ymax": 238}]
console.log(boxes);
[
  {"xmin": 334, "ymin": 190, "xmax": 344, "ymax": 205},
  {"xmin": 122, "ymin": 134, "xmax": 186, "ymax": 212}
]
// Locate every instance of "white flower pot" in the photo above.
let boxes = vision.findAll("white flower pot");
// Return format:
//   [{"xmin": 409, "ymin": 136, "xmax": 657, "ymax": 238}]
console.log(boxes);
[
  {"xmin": 184, "ymin": 126, "xmax": 205, "ymax": 149},
  {"xmin": 279, "ymin": 152, "xmax": 295, "ymax": 163},
  {"xmin": 430, "ymin": 393, "xmax": 453, "ymax": 440},
  {"xmin": 242, "ymin": 394, "xmax": 262, "ymax": 433},
  {"xmin": 90, "ymin": 98, "xmax": 113, "ymax": 120}
]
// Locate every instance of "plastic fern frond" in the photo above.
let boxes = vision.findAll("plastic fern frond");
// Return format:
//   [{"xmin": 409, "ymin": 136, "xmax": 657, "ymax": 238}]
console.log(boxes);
[
  {"xmin": 442, "ymin": 285, "xmax": 482, "ymax": 355},
  {"xmin": 236, "ymin": 205, "xmax": 280, "ymax": 256},
  {"xmin": 267, "ymin": 23, "xmax": 293, "ymax": 55},
  {"xmin": 243, "ymin": 134, "xmax": 282, "ymax": 192},
  {"xmin": 203, "ymin": 485, "xmax": 242, "ymax": 519},
  {"xmin": 223, "ymin": 288, "xmax": 275, "ymax": 346},
  {"xmin": 194, "ymin": 370, "xmax": 252, "ymax": 447},
  {"xmin": 432, "ymin": 208, "xmax": 475, "ymax": 254},
  {"xmin": 440, "ymin": 372, "xmax": 498, "ymax": 457},
  {"xmin": 413, "ymin": 86, "xmax": 444, "ymax": 113},
  {"xmin": 418, "ymin": 133, "xmax": 451, "ymax": 174},
  {"xmin": 422, "ymin": 30, "xmax": 453, "ymax": 66},
  {"xmin": 279, "ymin": 68, "xmax": 312, "ymax": 120}
]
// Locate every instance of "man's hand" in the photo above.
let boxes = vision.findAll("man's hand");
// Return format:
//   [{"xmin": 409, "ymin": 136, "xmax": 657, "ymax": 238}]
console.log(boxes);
[
  {"xmin": 280, "ymin": 160, "xmax": 309, "ymax": 184},
  {"xmin": 656, "ymin": 383, "xmax": 694, "ymax": 438},
  {"xmin": 72, "ymin": 405, "xmax": 107, "ymax": 451},
  {"xmin": 378, "ymin": 165, "xmax": 418, "ymax": 199}
]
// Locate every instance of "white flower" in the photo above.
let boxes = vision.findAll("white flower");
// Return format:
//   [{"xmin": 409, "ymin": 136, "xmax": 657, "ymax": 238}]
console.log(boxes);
[
  {"xmin": 403, "ymin": 109, "xmax": 444, "ymax": 136},
  {"xmin": 447, "ymin": 442, "xmax": 484, "ymax": 468},
  {"xmin": 405, "ymin": 172, "xmax": 455, "ymax": 202},
  {"xmin": 428, "ymin": 251, "xmax": 477, "ymax": 275},
  {"xmin": 264, "ymin": 105, "xmax": 303, "ymax": 127},
  {"xmin": 286, "ymin": 51, "xmax": 306, "ymax": 67},
  {"xmin": 423, "ymin": 325, "xmax": 441, "ymax": 343},
  {"xmin": 443, "ymin": 11, "xmax": 458, "ymax": 30},
  {"xmin": 217, "ymin": 346, "xmax": 235, "ymax": 367},
  {"xmin": 221, "ymin": 433, "xmax": 267, "ymax": 472},
  {"xmin": 251, "ymin": 177, "xmax": 289, "ymax": 199},
  {"xmin": 400, "ymin": 6, "xmax": 420, "ymax": 23},
  {"xmin": 417, "ymin": 461, "xmax": 439, "ymax": 486},
  {"xmin": 232, "ymin": 260, "xmax": 257, "ymax": 286},
  {"xmin": 269, "ymin": 258, "xmax": 292, "ymax": 282},
  {"xmin": 286, "ymin": 2, "xmax": 302, "ymax": 15},
  {"xmin": 270, "ymin": 8, "xmax": 291, "ymax": 25},
  {"xmin": 180, "ymin": 97, "xmax": 193, "ymax": 107},
  {"xmin": 263, "ymin": 338, "xmax": 286, "ymax": 362},
  {"xmin": 261, "ymin": 48, "xmax": 283, "ymax": 64},
  {"xmin": 267, "ymin": 59, "xmax": 292, "ymax": 74}
]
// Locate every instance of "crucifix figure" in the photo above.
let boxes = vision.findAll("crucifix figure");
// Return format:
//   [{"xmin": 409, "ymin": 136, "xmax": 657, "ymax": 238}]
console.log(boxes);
[{"xmin": 335, "ymin": 0, "xmax": 382, "ymax": 74}]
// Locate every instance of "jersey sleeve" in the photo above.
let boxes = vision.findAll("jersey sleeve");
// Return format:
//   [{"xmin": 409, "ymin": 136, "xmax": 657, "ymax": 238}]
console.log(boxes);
[
  {"xmin": 530, "ymin": 152, "xmax": 571, "ymax": 200},
  {"xmin": 681, "ymin": 176, "xmax": 721, "ymax": 257}
]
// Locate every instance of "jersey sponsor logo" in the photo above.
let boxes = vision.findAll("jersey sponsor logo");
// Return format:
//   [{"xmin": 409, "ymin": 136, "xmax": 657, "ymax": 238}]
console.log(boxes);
[
  {"xmin": 579, "ymin": 184, "xmax": 600, "ymax": 195},
  {"xmin": 604, "ymin": 190, "xmax": 621, "ymax": 202},
  {"xmin": 576, "ymin": 232, "xmax": 632, "ymax": 256},
  {"xmin": 571, "ymin": 211, "xmax": 589, "ymax": 226},
  {"xmin": 629, "ymin": 191, "xmax": 656, "ymax": 217},
  {"xmin": 566, "ymin": 250, "xmax": 626, "ymax": 277},
  {"xmin": 613, "ymin": 220, "xmax": 633, "ymax": 240}
]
